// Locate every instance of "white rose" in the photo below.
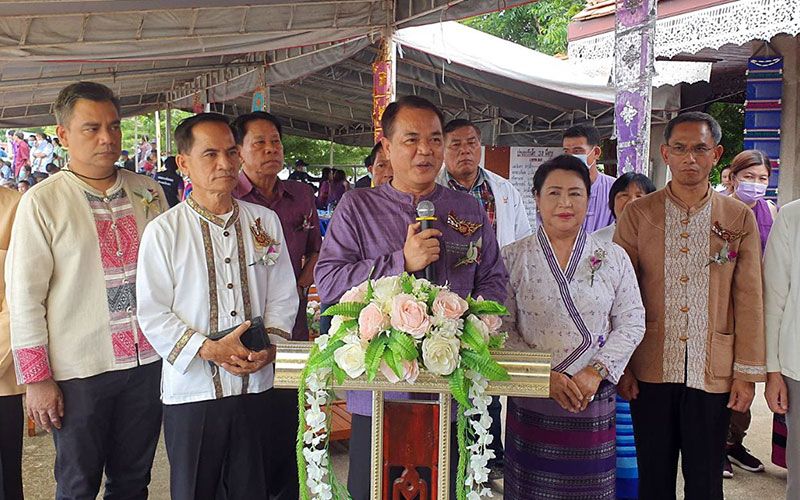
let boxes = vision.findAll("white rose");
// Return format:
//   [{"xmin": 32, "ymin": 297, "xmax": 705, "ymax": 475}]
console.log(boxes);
[
  {"xmin": 422, "ymin": 335, "xmax": 461, "ymax": 376},
  {"xmin": 433, "ymin": 316, "xmax": 462, "ymax": 339},
  {"xmin": 333, "ymin": 338, "xmax": 366, "ymax": 378},
  {"xmin": 466, "ymin": 314, "xmax": 491, "ymax": 343},
  {"xmin": 372, "ymin": 276, "xmax": 402, "ymax": 311}
]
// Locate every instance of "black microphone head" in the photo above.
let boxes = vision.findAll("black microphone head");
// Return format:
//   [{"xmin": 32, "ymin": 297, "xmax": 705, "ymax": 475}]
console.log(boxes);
[{"xmin": 416, "ymin": 200, "xmax": 435, "ymax": 218}]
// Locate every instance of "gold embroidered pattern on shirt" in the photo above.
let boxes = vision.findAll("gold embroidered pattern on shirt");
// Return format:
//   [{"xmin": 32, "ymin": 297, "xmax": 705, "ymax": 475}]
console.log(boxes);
[{"xmin": 663, "ymin": 199, "xmax": 711, "ymax": 389}]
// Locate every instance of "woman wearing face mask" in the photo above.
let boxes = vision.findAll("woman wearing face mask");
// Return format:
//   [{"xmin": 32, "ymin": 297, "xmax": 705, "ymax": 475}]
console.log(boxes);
[{"xmin": 723, "ymin": 149, "xmax": 777, "ymax": 478}]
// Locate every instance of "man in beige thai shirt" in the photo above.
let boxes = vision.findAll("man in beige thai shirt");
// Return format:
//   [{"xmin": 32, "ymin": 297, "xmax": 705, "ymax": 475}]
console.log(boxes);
[{"xmin": 614, "ymin": 112, "xmax": 766, "ymax": 500}]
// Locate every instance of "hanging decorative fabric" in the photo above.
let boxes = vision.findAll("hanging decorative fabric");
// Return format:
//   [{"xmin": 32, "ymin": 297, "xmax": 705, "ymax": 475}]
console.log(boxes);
[
  {"xmin": 744, "ymin": 56, "xmax": 783, "ymax": 203},
  {"xmin": 252, "ymin": 86, "xmax": 268, "ymax": 112},
  {"xmin": 372, "ymin": 39, "xmax": 394, "ymax": 143},
  {"xmin": 614, "ymin": 0, "xmax": 657, "ymax": 175}
]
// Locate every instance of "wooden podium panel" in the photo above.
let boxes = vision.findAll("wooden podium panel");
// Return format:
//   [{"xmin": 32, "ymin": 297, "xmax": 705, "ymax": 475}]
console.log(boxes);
[{"xmin": 383, "ymin": 401, "xmax": 439, "ymax": 500}]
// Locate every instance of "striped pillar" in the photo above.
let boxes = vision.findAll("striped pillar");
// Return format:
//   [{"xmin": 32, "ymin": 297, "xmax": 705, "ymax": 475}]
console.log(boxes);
[{"xmin": 744, "ymin": 56, "xmax": 783, "ymax": 202}]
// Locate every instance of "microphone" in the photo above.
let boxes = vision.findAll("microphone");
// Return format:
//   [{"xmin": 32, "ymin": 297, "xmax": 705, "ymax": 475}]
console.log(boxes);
[{"xmin": 416, "ymin": 200, "xmax": 437, "ymax": 283}]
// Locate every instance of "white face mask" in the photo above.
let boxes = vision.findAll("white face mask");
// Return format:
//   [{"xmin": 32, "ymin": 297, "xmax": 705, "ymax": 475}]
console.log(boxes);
[{"xmin": 571, "ymin": 154, "xmax": 589, "ymax": 168}]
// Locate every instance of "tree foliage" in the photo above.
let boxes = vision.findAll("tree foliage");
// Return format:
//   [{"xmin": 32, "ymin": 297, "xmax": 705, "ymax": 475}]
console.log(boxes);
[
  {"xmin": 706, "ymin": 102, "xmax": 744, "ymax": 184},
  {"xmin": 463, "ymin": 0, "xmax": 587, "ymax": 56}
]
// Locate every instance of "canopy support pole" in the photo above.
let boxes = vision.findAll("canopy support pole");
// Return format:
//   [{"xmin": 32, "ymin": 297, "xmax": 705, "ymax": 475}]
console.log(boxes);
[
  {"xmin": 372, "ymin": 25, "xmax": 396, "ymax": 144},
  {"xmin": 614, "ymin": 0, "xmax": 657, "ymax": 176},
  {"xmin": 165, "ymin": 102, "xmax": 173, "ymax": 155},
  {"xmin": 155, "ymin": 109, "xmax": 162, "ymax": 170}
]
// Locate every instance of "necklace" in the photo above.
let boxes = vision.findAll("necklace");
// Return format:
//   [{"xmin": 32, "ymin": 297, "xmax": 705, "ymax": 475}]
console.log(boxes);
[{"xmin": 65, "ymin": 167, "xmax": 118, "ymax": 181}]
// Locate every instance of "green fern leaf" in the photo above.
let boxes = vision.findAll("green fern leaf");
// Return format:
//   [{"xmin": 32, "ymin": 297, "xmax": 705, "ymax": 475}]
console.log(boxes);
[
  {"xmin": 448, "ymin": 367, "xmax": 470, "ymax": 407},
  {"xmin": 387, "ymin": 329, "xmax": 419, "ymax": 360},
  {"xmin": 460, "ymin": 349, "xmax": 510, "ymax": 381},
  {"xmin": 364, "ymin": 336, "xmax": 388, "ymax": 381},
  {"xmin": 321, "ymin": 302, "xmax": 366, "ymax": 318}
]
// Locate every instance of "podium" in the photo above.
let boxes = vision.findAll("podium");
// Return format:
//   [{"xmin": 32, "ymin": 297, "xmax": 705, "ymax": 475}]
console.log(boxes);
[{"xmin": 275, "ymin": 341, "xmax": 551, "ymax": 500}]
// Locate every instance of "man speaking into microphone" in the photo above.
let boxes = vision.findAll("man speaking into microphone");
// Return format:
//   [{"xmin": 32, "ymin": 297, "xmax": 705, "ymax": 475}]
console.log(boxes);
[{"xmin": 315, "ymin": 95, "xmax": 508, "ymax": 499}]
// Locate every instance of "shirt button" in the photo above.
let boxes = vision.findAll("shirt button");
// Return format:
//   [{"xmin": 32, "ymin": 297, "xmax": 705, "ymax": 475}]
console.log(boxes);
[
  {"xmin": 230, "ymin": 311, "xmax": 237, "ymax": 317},
  {"xmin": 680, "ymin": 247, "xmax": 689, "ymax": 254},
  {"xmin": 111, "ymin": 223, "xmax": 117, "ymax": 230},
  {"xmin": 223, "ymin": 231, "xmax": 230, "ymax": 237},
  {"xmin": 122, "ymin": 278, "xmax": 129, "ymax": 284},
  {"xmin": 680, "ymin": 276, "xmax": 689, "ymax": 284},
  {"xmin": 126, "ymin": 306, "xmax": 133, "ymax": 313},
  {"xmin": 116, "ymin": 250, "xmax": 123, "ymax": 257},
  {"xmin": 680, "ymin": 218, "xmax": 690, "ymax": 225},
  {"xmin": 103, "ymin": 197, "xmax": 110, "ymax": 203},
  {"xmin": 227, "ymin": 283, "xmax": 233, "ymax": 289},
  {"xmin": 680, "ymin": 306, "xmax": 690, "ymax": 313},
  {"xmin": 224, "ymin": 257, "xmax": 231, "ymax": 264},
  {"xmin": 680, "ymin": 232, "xmax": 689, "ymax": 239}
]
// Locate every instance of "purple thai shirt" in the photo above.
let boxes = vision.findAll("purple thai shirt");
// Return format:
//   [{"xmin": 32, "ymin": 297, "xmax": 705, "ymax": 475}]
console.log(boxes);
[
  {"xmin": 234, "ymin": 173, "xmax": 322, "ymax": 340},
  {"xmin": 315, "ymin": 182, "xmax": 509, "ymax": 416},
  {"xmin": 584, "ymin": 172, "xmax": 616, "ymax": 233}
]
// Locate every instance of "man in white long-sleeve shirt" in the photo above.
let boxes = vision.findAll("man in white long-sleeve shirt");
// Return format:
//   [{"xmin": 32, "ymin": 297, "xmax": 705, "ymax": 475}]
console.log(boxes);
[
  {"xmin": 136, "ymin": 113, "xmax": 298, "ymax": 500},
  {"xmin": 763, "ymin": 199, "xmax": 800, "ymax": 499}
]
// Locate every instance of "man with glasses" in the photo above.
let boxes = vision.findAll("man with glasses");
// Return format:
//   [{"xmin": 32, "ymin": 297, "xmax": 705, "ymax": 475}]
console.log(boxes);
[{"xmin": 613, "ymin": 112, "xmax": 766, "ymax": 499}]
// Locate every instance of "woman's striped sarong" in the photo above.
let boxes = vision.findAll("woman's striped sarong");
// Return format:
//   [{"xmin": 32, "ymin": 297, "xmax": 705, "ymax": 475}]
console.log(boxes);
[
  {"xmin": 504, "ymin": 382, "xmax": 617, "ymax": 500},
  {"xmin": 615, "ymin": 396, "xmax": 638, "ymax": 499},
  {"xmin": 772, "ymin": 413, "xmax": 787, "ymax": 468}
]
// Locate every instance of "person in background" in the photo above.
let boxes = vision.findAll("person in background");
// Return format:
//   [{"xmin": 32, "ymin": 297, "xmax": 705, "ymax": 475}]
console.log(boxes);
[
  {"xmin": 316, "ymin": 168, "xmax": 349, "ymax": 210},
  {"xmin": 287, "ymin": 158, "xmax": 321, "ymax": 191},
  {"xmin": 614, "ymin": 112, "xmax": 765, "ymax": 500},
  {"xmin": 0, "ymin": 179, "xmax": 16, "ymax": 190},
  {"xmin": 562, "ymin": 125, "xmax": 615, "ymax": 232},
  {"xmin": 16, "ymin": 180, "xmax": 29, "ymax": 194},
  {"xmin": 11, "ymin": 132, "xmax": 29, "ymax": 181},
  {"xmin": 140, "ymin": 151, "xmax": 157, "ymax": 177},
  {"xmin": 763, "ymin": 195, "xmax": 800, "ymax": 500},
  {"xmin": 721, "ymin": 149, "xmax": 776, "ymax": 477},
  {"xmin": 136, "ymin": 135, "xmax": 152, "ymax": 166},
  {"xmin": 593, "ymin": 172, "xmax": 656, "ymax": 243},
  {"xmin": 45, "ymin": 162, "xmax": 61, "ymax": 175},
  {"xmin": 354, "ymin": 152, "xmax": 373, "ymax": 188},
  {"xmin": 119, "ymin": 150, "xmax": 136, "ymax": 172},
  {"xmin": 369, "ymin": 142, "xmax": 393, "ymax": 187},
  {"xmin": 31, "ymin": 132, "xmax": 54, "ymax": 174},
  {"xmin": 437, "ymin": 117, "xmax": 532, "ymax": 483},
  {"xmin": 52, "ymin": 137, "xmax": 67, "ymax": 169},
  {"xmin": 502, "ymin": 154, "xmax": 645, "ymax": 500},
  {"xmin": 155, "ymin": 156, "xmax": 184, "ymax": 208},
  {"xmin": 717, "ymin": 167, "xmax": 734, "ymax": 196},
  {"xmin": 0, "ymin": 188, "xmax": 23, "ymax": 500}
]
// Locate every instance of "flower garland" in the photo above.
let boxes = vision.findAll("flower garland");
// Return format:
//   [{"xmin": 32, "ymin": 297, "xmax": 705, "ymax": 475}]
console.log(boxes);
[{"xmin": 296, "ymin": 274, "xmax": 510, "ymax": 500}]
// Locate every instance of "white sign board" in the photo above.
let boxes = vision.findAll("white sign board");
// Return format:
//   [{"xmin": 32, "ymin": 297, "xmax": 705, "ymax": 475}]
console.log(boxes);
[{"xmin": 508, "ymin": 147, "xmax": 561, "ymax": 230}]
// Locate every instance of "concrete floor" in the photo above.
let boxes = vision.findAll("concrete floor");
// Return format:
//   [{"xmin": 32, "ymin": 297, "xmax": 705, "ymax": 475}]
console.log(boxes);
[{"xmin": 19, "ymin": 384, "xmax": 787, "ymax": 499}]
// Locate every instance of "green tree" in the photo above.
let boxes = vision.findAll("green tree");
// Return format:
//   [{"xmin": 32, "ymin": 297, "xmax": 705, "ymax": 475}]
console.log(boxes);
[
  {"xmin": 463, "ymin": 0, "xmax": 587, "ymax": 56},
  {"xmin": 706, "ymin": 102, "xmax": 744, "ymax": 184}
]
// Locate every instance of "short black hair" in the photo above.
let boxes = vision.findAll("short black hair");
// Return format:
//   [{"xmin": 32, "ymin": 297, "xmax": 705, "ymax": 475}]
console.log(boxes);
[
  {"xmin": 18, "ymin": 180, "xmax": 30, "ymax": 187},
  {"xmin": 164, "ymin": 156, "xmax": 179, "ymax": 173},
  {"xmin": 664, "ymin": 111, "xmax": 722, "ymax": 145},
  {"xmin": 365, "ymin": 142, "xmax": 383, "ymax": 168},
  {"xmin": 230, "ymin": 111, "xmax": 283, "ymax": 145},
  {"xmin": 532, "ymin": 154, "xmax": 592, "ymax": 198},
  {"xmin": 45, "ymin": 162, "xmax": 58, "ymax": 173},
  {"xmin": 54, "ymin": 81, "xmax": 121, "ymax": 127},
  {"xmin": 608, "ymin": 172, "xmax": 656, "ymax": 218},
  {"xmin": 380, "ymin": 95, "xmax": 445, "ymax": 139},
  {"xmin": 444, "ymin": 118, "xmax": 481, "ymax": 138},
  {"xmin": 174, "ymin": 113, "xmax": 231, "ymax": 154},
  {"xmin": 563, "ymin": 125, "xmax": 601, "ymax": 147}
]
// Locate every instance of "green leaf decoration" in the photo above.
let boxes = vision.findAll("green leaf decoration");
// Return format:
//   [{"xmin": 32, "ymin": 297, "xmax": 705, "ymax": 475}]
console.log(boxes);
[
  {"xmin": 400, "ymin": 274, "xmax": 413, "ymax": 294},
  {"xmin": 387, "ymin": 329, "xmax": 419, "ymax": 360},
  {"xmin": 365, "ymin": 278, "xmax": 375, "ymax": 303},
  {"xmin": 383, "ymin": 348, "xmax": 403, "ymax": 378},
  {"xmin": 460, "ymin": 321, "xmax": 489, "ymax": 355},
  {"xmin": 321, "ymin": 302, "xmax": 366, "ymax": 318},
  {"xmin": 448, "ymin": 368, "xmax": 470, "ymax": 407},
  {"xmin": 460, "ymin": 349, "xmax": 510, "ymax": 381},
  {"xmin": 332, "ymin": 364, "xmax": 347, "ymax": 385},
  {"xmin": 364, "ymin": 336, "xmax": 388, "ymax": 381},
  {"xmin": 331, "ymin": 319, "xmax": 358, "ymax": 341},
  {"xmin": 466, "ymin": 298, "xmax": 508, "ymax": 316},
  {"xmin": 425, "ymin": 286, "xmax": 440, "ymax": 309},
  {"xmin": 487, "ymin": 332, "xmax": 507, "ymax": 350},
  {"xmin": 456, "ymin": 410, "xmax": 468, "ymax": 500},
  {"xmin": 307, "ymin": 339, "xmax": 344, "ymax": 371}
]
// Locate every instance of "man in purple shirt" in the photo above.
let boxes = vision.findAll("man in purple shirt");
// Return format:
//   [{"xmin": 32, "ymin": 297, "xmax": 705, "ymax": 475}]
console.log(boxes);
[
  {"xmin": 562, "ymin": 125, "xmax": 616, "ymax": 232},
  {"xmin": 231, "ymin": 111, "xmax": 322, "ymax": 500},
  {"xmin": 314, "ymin": 96, "xmax": 508, "ymax": 499}
]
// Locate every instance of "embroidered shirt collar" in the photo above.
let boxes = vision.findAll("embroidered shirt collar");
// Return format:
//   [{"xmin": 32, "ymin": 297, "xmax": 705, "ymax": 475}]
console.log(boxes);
[
  {"xmin": 186, "ymin": 195, "xmax": 240, "ymax": 229},
  {"xmin": 446, "ymin": 166, "xmax": 486, "ymax": 191},
  {"xmin": 665, "ymin": 181, "xmax": 713, "ymax": 214},
  {"xmin": 379, "ymin": 180, "xmax": 444, "ymax": 206}
]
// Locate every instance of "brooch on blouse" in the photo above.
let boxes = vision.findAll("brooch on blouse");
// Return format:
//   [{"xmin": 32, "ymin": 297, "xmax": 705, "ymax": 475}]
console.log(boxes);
[
  {"xmin": 446, "ymin": 210, "xmax": 482, "ymax": 236},
  {"xmin": 588, "ymin": 249, "xmax": 606, "ymax": 286},
  {"xmin": 455, "ymin": 237, "xmax": 482, "ymax": 267},
  {"xmin": 249, "ymin": 217, "xmax": 280, "ymax": 267},
  {"xmin": 134, "ymin": 188, "xmax": 161, "ymax": 218},
  {"xmin": 296, "ymin": 211, "xmax": 315, "ymax": 232},
  {"xmin": 708, "ymin": 221, "xmax": 744, "ymax": 266}
]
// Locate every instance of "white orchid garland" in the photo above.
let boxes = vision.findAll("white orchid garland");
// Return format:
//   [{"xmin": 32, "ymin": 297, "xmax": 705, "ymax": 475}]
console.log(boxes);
[{"xmin": 297, "ymin": 274, "xmax": 509, "ymax": 500}]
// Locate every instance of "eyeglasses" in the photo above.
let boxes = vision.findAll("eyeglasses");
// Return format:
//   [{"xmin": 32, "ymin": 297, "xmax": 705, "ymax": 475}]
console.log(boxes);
[{"xmin": 666, "ymin": 144, "xmax": 715, "ymax": 157}]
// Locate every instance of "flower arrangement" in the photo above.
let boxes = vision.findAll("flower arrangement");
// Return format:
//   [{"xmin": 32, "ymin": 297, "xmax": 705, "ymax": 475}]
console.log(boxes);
[
  {"xmin": 588, "ymin": 249, "xmax": 606, "ymax": 286},
  {"xmin": 134, "ymin": 188, "xmax": 160, "ymax": 218},
  {"xmin": 297, "ymin": 273, "xmax": 510, "ymax": 500},
  {"xmin": 307, "ymin": 300, "xmax": 321, "ymax": 335}
]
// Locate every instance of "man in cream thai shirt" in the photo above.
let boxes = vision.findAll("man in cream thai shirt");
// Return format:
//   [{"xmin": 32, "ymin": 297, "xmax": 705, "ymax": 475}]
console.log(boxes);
[
  {"xmin": 136, "ymin": 113, "xmax": 298, "ymax": 500},
  {"xmin": 763, "ymin": 198, "xmax": 800, "ymax": 499}
]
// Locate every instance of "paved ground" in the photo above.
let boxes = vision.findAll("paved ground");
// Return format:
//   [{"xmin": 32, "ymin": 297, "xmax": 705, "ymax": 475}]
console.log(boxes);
[{"xmin": 20, "ymin": 384, "xmax": 786, "ymax": 499}]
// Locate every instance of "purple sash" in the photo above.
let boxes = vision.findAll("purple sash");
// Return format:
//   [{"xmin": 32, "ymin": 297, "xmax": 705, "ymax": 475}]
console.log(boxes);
[{"xmin": 537, "ymin": 227, "xmax": 593, "ymax": 373}]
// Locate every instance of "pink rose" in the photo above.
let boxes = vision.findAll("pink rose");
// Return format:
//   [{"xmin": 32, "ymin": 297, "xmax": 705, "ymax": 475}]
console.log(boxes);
[
  {"xmin": 390, "ymin": 294, "xmax": 431, "ymax": 338},
  {"xmin": 341, "ymin": 282, "xmax": 368, "ymax": 303},
  {"xmin": 379, "ymin": 359, "xmax": 420, "ymax": 384},
  {"xmin": 358, "ymin": 303, "xmax": 388, "ymax": 341},
  {"xmin": 432, "ymin": 291, "xmax": 469, "ymax": 320},
  {"xmin": 480, "ymin": 314, "xmax": 502, "ymax": 334}
]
